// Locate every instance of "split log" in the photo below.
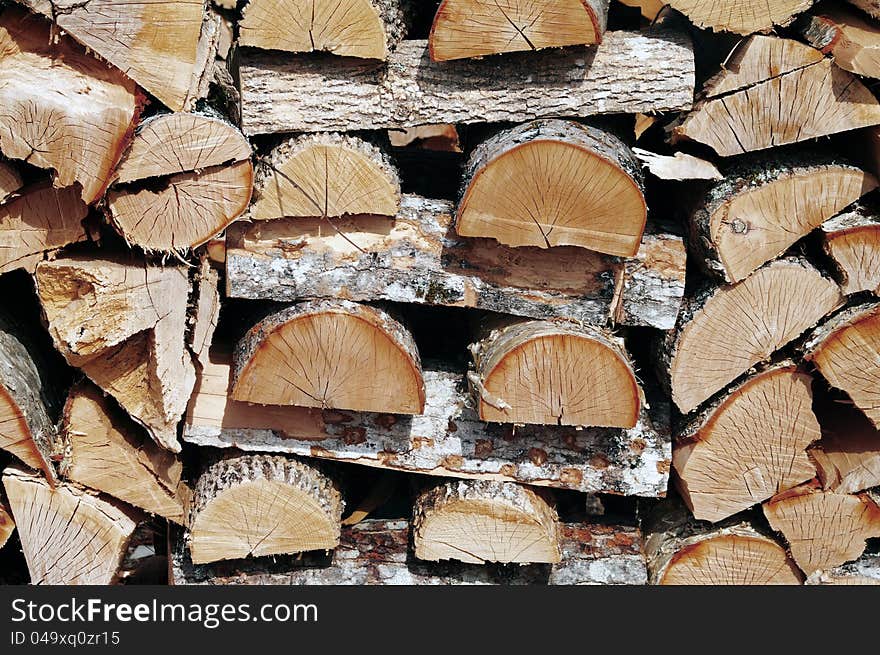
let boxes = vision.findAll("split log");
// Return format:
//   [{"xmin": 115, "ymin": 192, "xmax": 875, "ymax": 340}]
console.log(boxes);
[
  {"xmin": 660, "ymin": 258, "xmax": 843, "ymax": 414},
  {"xmin": 468, "ymin": 319, "xmax": 640, "ymax": 428},
  {"xmin": 60, "ymin": 382, "xmax": 189, "ymax": 523},
  {"xmin": 847, "ymin": 0, "xmax": 880, "ymax": 20},
  {"xmin": 0, "ymin": 183, "xmax": 89, "ymax": 275},
  {"xmin": 631, "ymin": 149, "xmax": 722, "ymax": 181},
  {"xmin": 240, "ymin": 0, "xmax": 408, "ymax": 60},
  {"xmin": 35, "ymin": 256, "xmax": 196, "ymax": 452},
  {"xmin": 250, "ymin": 133, "xmax": 400, "ymax": 221},
  {"xmin": 617, "ymin": 0, "xmax": 664, "ymax": 20},
  {"xmin": 225, "ymin": 195, "xmax": 688, "ymax": 331},
  {"xmin": 688, "ymin": 155, "xmax": 877, "ymax": 283},
  {"xmin": 428, "ymin": 0, "xmax": 609, "ymax": 62},
  {"xmin": 184, "ymin": 352, "xmax": 672, "ymax": 497},
  {"xmin": 2, "ymin": 466, "xmax": 142, "ymax": 584},
  {"xmin": 810, "ymin": 420, "xmax": 880, "ymax": 495},
  {"xmin": 412, "ymin": 480, "xmax": 561, "ymax": 565},
  {"xmin": 0, "ymin": 162, "xmax": 22, "ymax": 203},
  {"xmin": 665, "ymin": 0, "xmax": 814, "ymax": 34},
  {"xmin": 239, "ymin": 29, "xmax": 695, "ymax": 135},
  {"xmin": 187, "ymin": 453, "xmax": 343, "ymax": 565},
  {"xmin": 232, "ymin": 300, "xmax": 425, "ymax": 415},
  {"xmin": 673, "ymin": 35, "xmax": 880, "ymax": 156},
  {"xmin": 804, "ymin": 302, "xmax": 880, "ymax": 428},
  {"xmin": 21, "ymin": 0, "xmax": 220, "ymax": 112},
  {"xmin": 806, "ymin": 552, "xmax": 880, "ymax": 585},
  {"xmin": 645, "ymin": 501, "xmax": 803, "ymax": 585},
  {"xmin": 0, "ymin": 8, "xmax": 141, "ymax": 204},
  {"xmin": 388, "ymin": 125, "xmax": 461, "ymax": 152},
  {"xmin": 673, "ymin": 364, "xmax": 820, "ymax": 523},
  {"xmin": 456, "ymin": 120, "xmax": 646, "ymax": 257},
  {"xmin": 189, "ymin": 258, "xmax": 220, "ymax": 370},
  {"xmin": 819, "ymin": 204, "xmax": 880, "ymax": 296},
  {"xmin": 173, "ymin": 519, "xmax": 648, "ymax": 585},
  {"xmin": 763, "ymin": 483, "xmax": 880, "ymax": 576},
  {"xmin": 798, "ymin": 5, "xmax": 880, "ymax": 79},
  {"xmin": 0, "ymin": 493, "xmax": 13, "ymax": 549}
]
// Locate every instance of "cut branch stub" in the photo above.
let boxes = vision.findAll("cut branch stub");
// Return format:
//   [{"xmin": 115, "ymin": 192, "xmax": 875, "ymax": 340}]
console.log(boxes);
[
  {"xmin": 2, "ymin": 466, "xmax": 142, "ymax": 585},
  {"xmin": 689, "ymin": 156, "xmax": 877, "ymax": 283},
  {"xmin": 457, "ymin": 120, "xmax": 646, "ymax": 256},
  {"xmin": 428, "ymin": 0, "xmax": 609, "ymax": 62},
  {"xmin": 764, "ymin": 483, "xmax": 880, "ymax": 576},
  {"xmin": 250, "ymin": 133, "xmax": 401, "ymax": 221},
  {"xmin": 666, "ymin": 0, "xmax": 815, "ymax": 34},
  {"xmin": 662, "ymin": 258, "xmax": 843, "ymax": 414},
  {"xmin": 799, "ymin": 5, "xmax": 880, "ymax": 79},
  {"xmin": 804, "ymin": 302, "xmax": 880, "ymax": 428},
  {"xmin": 674, "ymin": 364, "xmax": 819, "ymax": 523},
  {"xmin": 187, "ymin": 453, "xmax": 343, "ymax": 565},
  {"xmin": 469, "ymin": 319, "xmax": 640, "ymax": 428},
  {"xmin": 412, "ymin": 480, "xmax": 562, "ymax": 565},
  {"xmin": 240, "ymin": 0, "xmax": 408, "ymax": 60},
  {"xmin": 820, "ymin": 205, "xmax": 880, "ymax": 296},
  {"xmin": 232, "ymin": 300, "xmax": 425, "ymax": 415},
  {"xmin": 0, "ymin": 8, "xmax": 141, "ymax": 204},
  {"xmin": 0, "ymin": 183, "xmax": 89, "ymax": 275},
  {"xmin": 673, "ymin": 35, "xmax": 880, "ymax": 156}
]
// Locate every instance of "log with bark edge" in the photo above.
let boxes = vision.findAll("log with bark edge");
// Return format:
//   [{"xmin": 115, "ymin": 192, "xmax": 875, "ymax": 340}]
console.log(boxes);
[
  {"xmin": 2, "ymin": 465, "xmax": 143, "ymax": 584},
  {"xmin": 428, "ymin": 0, "xmax": 609, "ymax": 62},
  {"xmin": 232, "ymin": 300, "xmax": 425, "ymax": 415},
  {"xmin": 250, "ymin": 133, "xmax": 400, "ymax": 221},
  {"xmin": 0, "ymin": 162, "xmax": 22, "ymax": 203},
  {"xmin": 798, "ymin": 5, "xmax": 880, "ymax": 79},
  {"xmin": 672, "ymin": 35, "xmax": 880, "ymax": 156},
  {"xmin": 21, "ymin": 0, "xmax": 221, "ymax": 112},
  {"xmin": 173, "ymin": 519, "xmax": 648, "ymax": 585},
  {"xmin": 468, "ymin": 319, "xmax": 640, "ymax": 428},
  {"xmin": 848, "ymin": 0, "xmax": 880, "ymax": 20},
  {"xmin": 225, "ymin": 194, "xmax": 687, "ymax": 330},
  {"xmin": 806, "ymin": 551, "xmax": 880, "ymax": 584},
  {"xmin": 184, "ymin": 351, "xmax": 672, "ymax": 497},
  {"xmin": 763, "ymin": 482, "xmax": 880, "ymax": 576},
  {"xmin": 0, "ymin": 183, "xmax": 89, "ymax": 275},
  {"xmin": 819, "ymin": 204, "xmax": 880, "ymax": 296},
  {"xmin": 412, "ymin": 480, "xmax": 561, "ymax": 565},
  {"xmin": 239, "ymin": 29, "xmax": 695, "ymax": 135},
  {"xmin": 60, "ymin": 382, "xmax": 189, "ymax": 523},
  {"xmin": 0, "ymin": 7, "xmax": 141, "ymax": 204},
  {"xmin": 673, "ymin": 363, "xmax": 820, "ymax": 523},
  {"xmin": 804, "ymin": 302, "xmax": 880, "ymax": 428},
  {"xmin": 187, "ymin": 453, "xmax": 343, "ymax": 565},
  {"xmin": 688, "ymin": 154, "xmax": 877, "ymax": 283},
  {"xmin": 659, "ymin": 258, "xmax": 843, "ymax": 414},
  {"xmin": 645, "ymin": 501, "xmax": 803, "ymax": 585},
  {"xmin": 240, "ymin": 0, "xmax": 408, "ymax": 60},
  {"xmin": 666, "ymin": 0, "xmax": 814, "ymax": 34},
  {"xmin": 35, "ymin": 256, "xmax": 196, "ymax": 452},
  {"xmin": 456, "ymin": 120, "xmax": 645, "ymax": 256},
  {"xmin": 0, "ymin": 493, "xmax": 13, "ymax": 549}
]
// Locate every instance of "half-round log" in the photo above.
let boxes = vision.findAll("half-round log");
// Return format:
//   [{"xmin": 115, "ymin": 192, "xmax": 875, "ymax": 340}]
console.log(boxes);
[
  {"xmin": 820, "ymin": 205, "xmax": 880, "ymax": 296},
  {"xmin": 666, "ymin": 0, "xmax": 815, "ymax": 34}
]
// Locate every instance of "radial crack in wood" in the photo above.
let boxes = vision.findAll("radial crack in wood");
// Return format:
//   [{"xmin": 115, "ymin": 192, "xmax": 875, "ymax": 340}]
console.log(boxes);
[
  {"xmin": 799, "ymin": 5, "xmax": 880, "ymax": 79},
  {"xmin": 820, "ymin": 204, "xmax": 880, "ymax": 296},
  {"xmin": 666, "ymin": 0, "xmax": 815, "ymax": 34}
]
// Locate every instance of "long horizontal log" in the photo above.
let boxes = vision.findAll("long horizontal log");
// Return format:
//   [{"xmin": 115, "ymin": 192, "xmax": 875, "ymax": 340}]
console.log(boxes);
[
  {"xmin": 226, "ymin": 195, "xmax": 687, "ymax": 330},
  {"xmin": 239, "ymin": 30, "xmax": 695, "ymax": 135},
  {"xmin": 171, "ymin": 519, "xmax": 648, "ymax": 585},
  {"xmin": 183, "ymin": 352, "xmax": 672, "ymax": 498}
]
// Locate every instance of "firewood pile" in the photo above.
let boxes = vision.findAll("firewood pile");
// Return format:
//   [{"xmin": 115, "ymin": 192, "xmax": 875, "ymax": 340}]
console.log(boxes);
[{"xmin": 1, "ymin": 0, "xmax": 880, "ymax": 587}]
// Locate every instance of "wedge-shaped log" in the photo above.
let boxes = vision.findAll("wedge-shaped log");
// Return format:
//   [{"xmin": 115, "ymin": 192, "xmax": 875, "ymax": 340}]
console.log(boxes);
[
  {"xmin": 0, "ymin": 493, "xmax": 13, "ymax": 549},
  {"xmin": 674, "ymin": 36, "xmax": 880, "ymax": 156},
  {"xmin": 189, "ymin": 258, "xmax": 220, "ymax": 370},
  {"xmin": 645, "ymin": 501, "xmax": 803, "ymax": 585},
  {"xmin": 0, "ymin": 162, "xmax": 22, "ymax": 203},
  {"xmin": 666, "ymin": 0, "xmax": 815, "ymax": 34},
  {"xmin": 188, "ymin": 453, "xmax": 343, "ymax": 565},
  {"xmin": 232, "ymin": 300, "xmax": 425, "ymax": 415},
  {"xmin": 0, "ymin": 8, "xmax": 141, "ymax": 204},
  {"xmin": 468, "ymin": 319, "xmax": 640, "ymax": 428},
  {"xmin": 429, "ymin": 0, "xmax": 609, "ymax": 62},
  {"xmin": 848, "ymin": 0, "xmax": 880, "ymax": 20},
  {"xmin": 251, "ymin": 133, "xmax": 400, "ymax": 220},
  {"xmin": 661, "ymin": 258, "xmax": 843, "ymax": 414},
  {"xmin": 413, "ymin": 480, "xmax": 561, "ymax": 565},
  {"xmin": 674, "ymin": 364, "xmax": 819, "ymax": 523},
  {"xmin": 689, "ymin": 155, "xmax": 876, "ymax": 283},
  {"xmin": 35, "ymin": 256, "xmax": 196, "ymax": 452},
  {"xmin": 2, "ymin": 466, "xmax": 142, "ymax": 584},
  {"xmin": 820, "ymin": 205, "xmax": 880, "ymax": 296},
  {"xmin": 811, "ymin": 410, "xmax": 880, "ymax": 494},
  {"xmin": 457, "ymin": 120, "xmax": 645, "ymax": 256},
  {"xmin": 764, "ymin": 483, "xmax": 880, "ymax": 576},
  {"xmin": 805, "ymin": 302, "xmax": 880, "ymax": 428},
  {"xmin": 60, "ymin": 383, "xmax": 189, "ymax": 523},
  {"xmin": 240, "ymin": 30, "xmax": 695, "ymax": 135},
  {"xmin": 799, "ymin": 5, "xmax": 880, "ymax": 78},
  {"xmin": 806, "ymin": 552, "xmax": 880, "ymax": 585},
  {"xmin": 226, "ymin": 195, "xmax": 687, "ymax": 330},
  {"xmin": 240, "ymin": 0, "xmax": 408, "ymax": 60}
]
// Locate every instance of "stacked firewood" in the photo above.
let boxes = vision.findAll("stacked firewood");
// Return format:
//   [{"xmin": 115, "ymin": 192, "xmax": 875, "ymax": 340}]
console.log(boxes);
[{"xmin": 1, "ymin": 0, "xmax": 879, "ymax": 586}]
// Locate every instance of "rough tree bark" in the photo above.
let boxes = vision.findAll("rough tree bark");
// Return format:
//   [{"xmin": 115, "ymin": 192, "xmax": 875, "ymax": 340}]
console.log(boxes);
[
  {"xmin": 805, "ymin": 552, "xmax": 880, "ymax": 585},
  {"xmin": 798, "ymin": 5, "xmax": 880, "ymax": 79},
  {"xmin": 819, "ymin": 204, "xmax": 880, "ymax": 296}
]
